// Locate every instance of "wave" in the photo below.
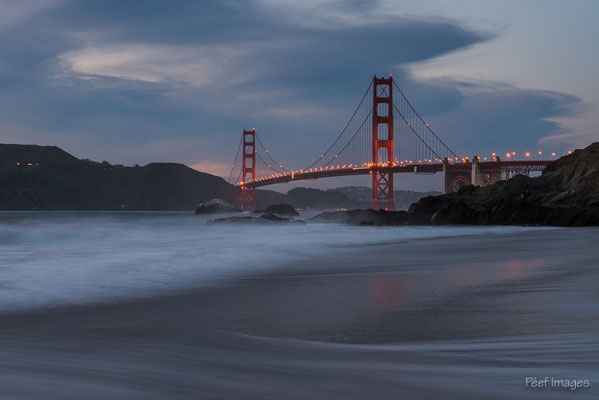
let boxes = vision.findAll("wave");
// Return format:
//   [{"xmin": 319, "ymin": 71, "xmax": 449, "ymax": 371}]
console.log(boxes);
[{"xmin": 0, "ymin": 211, "xmax": 557, "ymax": 312}]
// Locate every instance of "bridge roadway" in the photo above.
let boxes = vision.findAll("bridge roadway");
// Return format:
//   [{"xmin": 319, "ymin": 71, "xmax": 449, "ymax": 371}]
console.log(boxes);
[{"xmin": 239, "ymin": 159, "xmax": 553, "ymax": 189}]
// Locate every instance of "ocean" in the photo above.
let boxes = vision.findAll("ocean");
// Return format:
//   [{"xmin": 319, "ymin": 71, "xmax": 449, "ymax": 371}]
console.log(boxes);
[{"xmin": 0, "ymin": 212, "xmax": 597, "ymax": 399}]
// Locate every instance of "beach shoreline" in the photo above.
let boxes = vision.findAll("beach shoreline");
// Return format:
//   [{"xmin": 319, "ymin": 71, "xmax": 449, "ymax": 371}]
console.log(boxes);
[{"xmin": 1, "ymin": 227, "xmax": 598, "ymax": 399}]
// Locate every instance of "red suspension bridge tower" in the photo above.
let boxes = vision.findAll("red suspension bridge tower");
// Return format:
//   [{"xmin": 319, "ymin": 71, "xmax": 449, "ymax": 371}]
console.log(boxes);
[
  {"xmin": 371, "ymin": 76, "xmax": 395, "ymax": 210},
  {"xmin": 240, "ymin": 128, "xmax": 256, "ymax": 209}
]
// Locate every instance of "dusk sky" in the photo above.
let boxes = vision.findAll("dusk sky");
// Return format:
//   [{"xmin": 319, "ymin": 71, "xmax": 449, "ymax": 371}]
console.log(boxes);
[{"xmin": 1, "ymin": 0, "xmax": 597, "ymax": 190}]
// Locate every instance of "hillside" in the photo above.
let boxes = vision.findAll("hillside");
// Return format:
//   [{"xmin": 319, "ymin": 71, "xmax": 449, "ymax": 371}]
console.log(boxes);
[{"xmin": 0, "ymin": 144, "xmax": 238, "ymax": 210}]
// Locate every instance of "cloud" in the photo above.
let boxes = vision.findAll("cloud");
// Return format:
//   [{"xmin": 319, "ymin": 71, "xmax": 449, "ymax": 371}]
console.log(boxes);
[
  {"xmin": 0, "ymin": 0, "xmax": 64, "ymax": 31},
  {"xmin": 405, "ymin": 78, "xmax": 582, "ymax": 154},
  {"xmin": 266, "ymin": 106, "xmax": 330, "ymax": 120},
  {"xmin": 58, "ymin": 43, "xmax": 255, "ymax": 88},
  {"xmin": 47, "ymin": 0, "xmax": 492, "ymax": 92}
]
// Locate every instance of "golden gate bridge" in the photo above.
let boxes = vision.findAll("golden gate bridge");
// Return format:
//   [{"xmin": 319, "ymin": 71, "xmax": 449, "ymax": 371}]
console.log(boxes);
[{"xmin": 228, "ymin": 75, "xmax": 556, "ymax": 210}]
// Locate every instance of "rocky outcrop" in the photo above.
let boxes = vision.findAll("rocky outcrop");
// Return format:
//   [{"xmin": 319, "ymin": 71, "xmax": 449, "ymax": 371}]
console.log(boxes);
[
  {"xmin": 253, "ymin": 203, "xmax": 299, "ymax": 216},
  {"xmin": 408, "ymin": 142, "xmax": 599, "ymax": 226},
  {"xmin": 194, "ymin": 199, "xmax": 241, "ymax": 214},
  {"xmin": 208, "ymin": 213, "xmax": 305, "ymax": 225},
  {"xmin": 310, "ymin": 142, "xmax": 599, "ymax": 227}
]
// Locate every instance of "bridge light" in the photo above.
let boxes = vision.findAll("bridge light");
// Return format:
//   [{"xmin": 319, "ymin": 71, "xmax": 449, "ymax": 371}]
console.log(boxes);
[
  {"xmin": 506, "ymin": 153, "xmax": 511, "ymax": 158},
  {"xmin": 552, "ymin": 152, "xmax": 556, "ymax": 157},
  {"xmin": 492, "ymin": 152, "xmax": 496, "ymax": 156},
  {"xmin": 425, "ymin": 123, "xmax": 429, "ymax": 127},
  {"xmin": 512, "ymin": 152, "xmax": 516, "ymax": 155},
  {"xmin": 538, "ymin": 151, "xmax": 542, "ymax": 155},
  {"xmin": 335, "ymin": 154, "xmax": 338, "ymax": 157},
  {"xmin": 321, "ymin": 155, "xmax": 324, "ymax": 158},
  {"xmin": 525, "ymin": 152, "xmax": 530, "ymax": 157},
  {"xmin": 568, "ymin": 150, "xmax": 572, "ymax": 154}
]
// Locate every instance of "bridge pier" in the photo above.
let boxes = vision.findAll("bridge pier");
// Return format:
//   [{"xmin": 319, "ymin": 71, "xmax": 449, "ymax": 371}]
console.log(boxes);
[
  {"xmin": 442, "ymin": 158, "xmax": 449, "ymax": 194},
  {"xmin": 442, "ymin": 158, "xmax": 472, "ymax": 194},
  {"xmin": 487, "ymin": 156, "xmax": 502, "ymax": 185},
  {"xmin": 371, "ymin": 168, "xmax": 395, "ymax": 210},
  {"xmin": 471, "ymin": 156, "xmax": 484, "ymax": 187}
]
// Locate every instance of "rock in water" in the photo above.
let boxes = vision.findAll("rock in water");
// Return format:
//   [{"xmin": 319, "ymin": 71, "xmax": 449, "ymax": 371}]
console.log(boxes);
[
  {"xmin": 195, "ymin": 199, "xmax": 241, "ymax": 214},
  {"xmin": 253, "ymin": 203, "xmax": 299, "ymax": 216},
  {"xmin": 207, "ymin": 213, "xmax": 305, "ymax": 225}
]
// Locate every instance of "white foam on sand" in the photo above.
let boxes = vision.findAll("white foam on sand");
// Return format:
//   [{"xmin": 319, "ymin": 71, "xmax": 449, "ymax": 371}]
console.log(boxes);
[{"xmin": 0, "ymin": 211, "xmax": 555, "ymax": 312}]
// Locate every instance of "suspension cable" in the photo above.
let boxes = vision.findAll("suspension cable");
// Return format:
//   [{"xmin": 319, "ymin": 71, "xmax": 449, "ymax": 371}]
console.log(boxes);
[
  {"xmin": 255, "ymin": 151, "xmax": 286, "ymax": 174},
  {"xmin": 227, "ymin": 135, "xmax": 243, "ymax": 183},
  {"xmin": 305, "ymin": 80, "xmax": 374, "ymax": 170},
  {"xmin": 323, "ymin": 109, "xmax": 372, "ymax": 167},
  {"xmin": 255, "ymin": 133, "xmax": 290, "ymax": 172},
  {"xmin": 393, "ymin": 81, "xmax": 459, "ymax": 159},
  {"xmin": 392, "ymin": 102, "xmax": 442, "ymax": 160}
]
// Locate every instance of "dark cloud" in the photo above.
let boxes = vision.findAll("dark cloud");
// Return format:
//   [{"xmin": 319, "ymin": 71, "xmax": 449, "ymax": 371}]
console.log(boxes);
[{"xmin": 424, "ymin": 85, "xmax": 581, "ymax": 153}]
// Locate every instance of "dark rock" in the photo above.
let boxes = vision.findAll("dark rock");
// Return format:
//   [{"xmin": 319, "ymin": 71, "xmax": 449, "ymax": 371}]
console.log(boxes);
[
  {"xmin": 207, "ymin": 213, "xmax": 305, "ymax": 225},
  {"xmin": 253, "ymin": 203, "xmax": 299, "ymax": 216},
  {"xmin": 310, "ymin": 142, "xmax": 599, "ymax": 227},
  {"xmin": 195, "ymin": 199, "xmax": 241, "ymax": 214},
  {"xmin": 309, "ymin": 209, "xmax": 409, "ymax": 226},
  {"xmin": 255, "ymin": 189, "xmax": 289, "ymax": 209},
  {"xmin": 407, "ymin": 142, "xmax": 599, "ymax": 226}
]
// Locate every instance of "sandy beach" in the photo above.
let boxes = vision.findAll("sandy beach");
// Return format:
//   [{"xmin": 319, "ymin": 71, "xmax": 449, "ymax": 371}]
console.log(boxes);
[{"xmin": 0, "ymin": 219, "xmax": 597, "ymax": 399}]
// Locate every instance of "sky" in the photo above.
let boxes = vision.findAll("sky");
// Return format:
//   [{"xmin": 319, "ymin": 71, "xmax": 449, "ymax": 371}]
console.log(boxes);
[{"xmin": 1, "ymin": 0, "xmax": 597, "ymax": 191}]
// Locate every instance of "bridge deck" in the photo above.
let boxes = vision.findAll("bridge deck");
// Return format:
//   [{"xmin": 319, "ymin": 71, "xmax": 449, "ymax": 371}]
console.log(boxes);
[{"xmin": 239, "ymin": 160, "xmax": 552, "ymax": 188}]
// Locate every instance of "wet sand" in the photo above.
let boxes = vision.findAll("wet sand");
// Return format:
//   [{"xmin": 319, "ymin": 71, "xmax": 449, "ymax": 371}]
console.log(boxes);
[{"xmin": 1, "ymin": 228, "xmax": 598, "ymax": 399}]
